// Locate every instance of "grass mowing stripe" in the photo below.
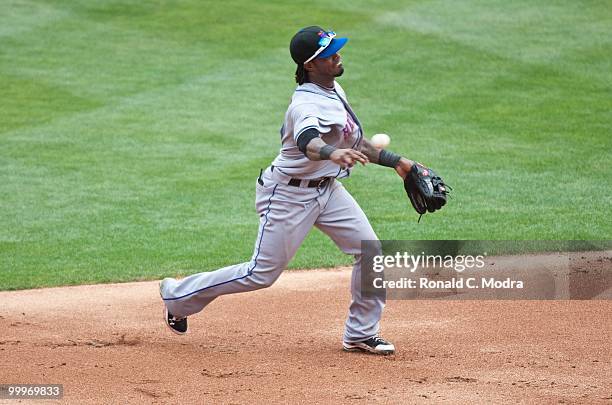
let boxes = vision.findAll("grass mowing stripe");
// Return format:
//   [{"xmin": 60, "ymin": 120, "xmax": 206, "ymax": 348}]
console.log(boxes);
[
  {"xmin": 377, "ymin": 1, "xmax": 612, "ymax": 70},
  {"xmin": 0, "ymin": 0, "xmax": 69, "ymax": 39}
]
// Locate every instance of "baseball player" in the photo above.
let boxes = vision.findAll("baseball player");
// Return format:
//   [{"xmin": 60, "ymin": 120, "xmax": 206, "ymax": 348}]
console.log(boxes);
[{"xmin": 159, "ymin": 26, "xmax": 420, "ymax": 355}]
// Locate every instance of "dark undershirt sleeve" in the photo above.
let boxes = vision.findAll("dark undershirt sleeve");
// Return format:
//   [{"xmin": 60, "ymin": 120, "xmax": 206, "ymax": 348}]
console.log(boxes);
[{"xmin": 296, "ymin": 128, "xmax": 320, "ymax": 155}]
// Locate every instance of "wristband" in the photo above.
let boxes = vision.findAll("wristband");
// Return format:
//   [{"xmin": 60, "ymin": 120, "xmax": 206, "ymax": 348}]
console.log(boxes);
[
  {"xmin": 320, "ymin": 145, "xmax": 337, "ymax": 160},
  {"xmin": 378, "ymin": 149, "xmax": 402, "ymax": 168}
]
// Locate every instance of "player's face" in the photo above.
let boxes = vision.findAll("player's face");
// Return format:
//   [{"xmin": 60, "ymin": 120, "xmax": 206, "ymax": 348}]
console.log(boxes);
[{"xmin": 312, "ymin": 52, "xmax": 344, "ymax": 77}]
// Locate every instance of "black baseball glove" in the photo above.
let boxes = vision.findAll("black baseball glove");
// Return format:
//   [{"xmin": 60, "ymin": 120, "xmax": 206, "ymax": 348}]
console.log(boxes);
[{"xmin": 404, "ymin": 163, "xmax": 450, "ymax": 219}]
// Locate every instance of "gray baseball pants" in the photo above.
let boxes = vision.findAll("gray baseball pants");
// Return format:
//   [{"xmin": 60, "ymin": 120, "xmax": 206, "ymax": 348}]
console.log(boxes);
[{"xmin": 160, "ymin": 166, "xmax": 384, "ymax": 343}]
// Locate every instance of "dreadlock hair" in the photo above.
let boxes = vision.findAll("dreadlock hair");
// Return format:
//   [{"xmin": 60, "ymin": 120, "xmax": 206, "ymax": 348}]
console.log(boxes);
[{"xmin": 295, "ymin": 64, "xmax": 309, "ymax": 85}]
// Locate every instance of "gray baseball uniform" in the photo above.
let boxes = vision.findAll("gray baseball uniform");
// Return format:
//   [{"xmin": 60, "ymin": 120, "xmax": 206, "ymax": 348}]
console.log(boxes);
[{"xmin": 160, "ymin": 81, "xmax": 384, "ymax": 343}]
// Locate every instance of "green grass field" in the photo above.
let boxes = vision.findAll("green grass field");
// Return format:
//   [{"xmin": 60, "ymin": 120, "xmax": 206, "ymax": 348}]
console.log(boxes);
[{"xmin": 1, "ymin": 0, "xmax": 610, "ymax": 290}]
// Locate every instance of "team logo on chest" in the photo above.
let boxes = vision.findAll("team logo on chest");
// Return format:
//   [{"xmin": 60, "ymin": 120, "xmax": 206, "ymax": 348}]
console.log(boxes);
[{"xmin": 343, "ymin": 112, "xmax": 356, "ymax": 139}]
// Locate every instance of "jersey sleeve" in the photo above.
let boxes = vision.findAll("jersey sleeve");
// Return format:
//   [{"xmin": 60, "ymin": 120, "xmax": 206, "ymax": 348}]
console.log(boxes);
[{"xmin": 290, "ymin": 103, "xmax": 332, "ymax": 142}]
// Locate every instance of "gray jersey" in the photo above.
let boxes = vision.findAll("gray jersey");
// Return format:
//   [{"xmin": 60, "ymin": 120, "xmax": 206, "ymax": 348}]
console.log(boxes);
[
  {"xmin": 271, "ymin": 81, "xmax": 363, "ymax": 179},
  {"xmin": 161, "ymin": 79, "xmax": 385, "ymax": 345},
  {"xmin": 160, "ymin": 80, "xmax": 385, "ymax": 343}
]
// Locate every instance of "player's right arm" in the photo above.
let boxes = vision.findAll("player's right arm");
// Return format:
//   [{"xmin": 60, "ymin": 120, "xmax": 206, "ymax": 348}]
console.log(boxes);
[{"xmin": 297, "ymin": 129, "xmax": 368, "ymax": 169}]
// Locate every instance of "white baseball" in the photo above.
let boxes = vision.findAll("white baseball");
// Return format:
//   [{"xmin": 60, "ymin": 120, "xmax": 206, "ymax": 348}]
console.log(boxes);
[{"xmin": 371, "ymin": 133, "xmax": 390, "ymax": 149}]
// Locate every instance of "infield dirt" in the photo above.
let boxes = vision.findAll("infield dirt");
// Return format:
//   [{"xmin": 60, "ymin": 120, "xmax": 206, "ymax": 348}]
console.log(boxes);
[{"xmin": 1, "ymin": 258, "xmax": 610, "ymax": 404}]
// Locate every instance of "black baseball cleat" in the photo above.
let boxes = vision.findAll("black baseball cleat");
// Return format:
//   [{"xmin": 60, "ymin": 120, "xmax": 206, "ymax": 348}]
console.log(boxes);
[
  {"xmin": 343, "ymin": 336, "xmax": 395, "ymax": 355},
  {"xmin": 163, "ymin": 307, "xmax": 188, "ymax": 335}
]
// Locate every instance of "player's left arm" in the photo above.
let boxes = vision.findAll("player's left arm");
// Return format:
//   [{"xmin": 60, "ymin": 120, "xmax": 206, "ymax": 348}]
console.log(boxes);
[{"xmin": 359, "ymin": 137, "xmax": 414, "ymax": 178}]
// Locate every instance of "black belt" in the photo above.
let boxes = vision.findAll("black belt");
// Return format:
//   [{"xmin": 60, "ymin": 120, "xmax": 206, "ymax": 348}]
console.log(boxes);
[
  {"xmin": 288, "ymin": 177, "xmax": 331, "ymax": 188},
  {"xmin": 270, "ymin": 166, "xmax": 330, "ymax": 188}
]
